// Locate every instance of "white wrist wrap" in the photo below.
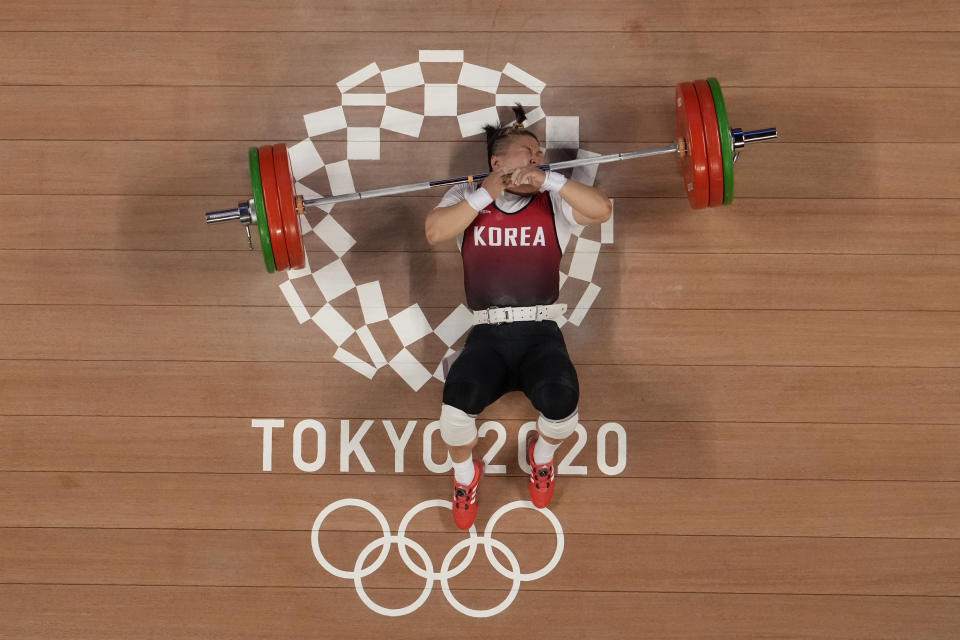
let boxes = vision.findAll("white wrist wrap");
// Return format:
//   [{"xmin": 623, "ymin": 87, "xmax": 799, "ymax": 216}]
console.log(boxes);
[
  {"xmin": 465, "ymin": 187, "xmax": 494, "ymax": 212},
  {"xmin": 539, "ymin": 170, "xmax": 568, "ymax": 193}
]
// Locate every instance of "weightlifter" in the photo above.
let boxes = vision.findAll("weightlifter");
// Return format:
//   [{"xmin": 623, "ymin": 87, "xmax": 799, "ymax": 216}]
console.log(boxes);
[{"xmin": 424, "ymin": 105, "xmax": 613, "ymax": 529}]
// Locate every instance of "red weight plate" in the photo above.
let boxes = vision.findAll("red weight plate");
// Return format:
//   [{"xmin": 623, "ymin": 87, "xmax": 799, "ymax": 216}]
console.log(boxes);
[
  {"xmin": 272, "ymin": 143, "xmax": 306, "ymax": 270},
  {"xmin": 675, "ymin": 82, "xmax": 710, "ymax": 210},
  {"xmin": 258, "ymin": 145, "xmax": 290, "ymax": 271},
  {"xmin": 693, "ymin": 79, "xmax": 725, "ymax": 207}
]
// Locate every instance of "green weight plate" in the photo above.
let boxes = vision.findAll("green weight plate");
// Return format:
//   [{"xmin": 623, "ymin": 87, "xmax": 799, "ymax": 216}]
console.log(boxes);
[
  {"xmin": 707, "ymin": 78, "xmax": 735, "ymax": 205},
  {"xmin": 248, "ymin": 146, "xmax": 276, "ymax": 273}
]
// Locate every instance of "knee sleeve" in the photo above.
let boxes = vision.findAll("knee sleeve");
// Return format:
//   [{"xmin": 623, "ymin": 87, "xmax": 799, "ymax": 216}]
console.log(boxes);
[
  {"xmin": 529, "ymin": 381, "xmax": 579, "ymax": 422},
  {"xmin": 537, "ymin": 408, "xmax": 579, "ymax": 440},
  {"xmin": 439, "ymin": 403, "xmax": 478, "ymax": 447}
]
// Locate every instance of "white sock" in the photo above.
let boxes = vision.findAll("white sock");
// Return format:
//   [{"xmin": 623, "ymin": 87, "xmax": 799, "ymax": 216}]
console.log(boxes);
[
  {"xmin": 451, "ymin": 457, "xmax": 476, "ymax": 486},
  {"xmin": 533, "ymin": 436, "xmax": 561, "ymax": 465}
]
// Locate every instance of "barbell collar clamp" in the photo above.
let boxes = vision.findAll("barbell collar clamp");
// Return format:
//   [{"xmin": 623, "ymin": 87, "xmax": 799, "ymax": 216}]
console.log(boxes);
[
  {"xmin": 733, "ymin": 127, "xmax": 778, "ymax": 150},
  {"xmin": 205, "ymin": 199, "xmax": 256, "ymax": 225},
  {"xmin": 205, "ymin": 199, "xmax": 257, "ymax": 250}
]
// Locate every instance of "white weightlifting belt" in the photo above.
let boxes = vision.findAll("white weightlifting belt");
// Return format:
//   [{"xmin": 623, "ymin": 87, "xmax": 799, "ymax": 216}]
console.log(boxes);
[{"xmin": 473, "ymin": 304, "xmax": 567, "ymax": 325}]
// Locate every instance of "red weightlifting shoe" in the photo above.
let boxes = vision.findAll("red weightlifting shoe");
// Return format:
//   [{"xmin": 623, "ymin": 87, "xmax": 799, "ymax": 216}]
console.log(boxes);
[
  {"xmin": 526, "ymin": 431, "xmax": 556, "ymax": 508},
  {"xmin": 452, "ymin": 459, "xmax": 484, "ymax": 530}
]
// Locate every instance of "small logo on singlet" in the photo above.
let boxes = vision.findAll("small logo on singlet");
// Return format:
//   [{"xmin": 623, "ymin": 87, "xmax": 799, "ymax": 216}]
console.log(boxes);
[{"xmin": 473, "ymin": 225, "xmax": 547, "ymax": 247}]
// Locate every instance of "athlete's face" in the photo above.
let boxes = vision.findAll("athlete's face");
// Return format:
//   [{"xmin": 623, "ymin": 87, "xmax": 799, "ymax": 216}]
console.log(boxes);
[{"xmin": 490, "ymin": 136, "xmax": 545, "ymax": 195}]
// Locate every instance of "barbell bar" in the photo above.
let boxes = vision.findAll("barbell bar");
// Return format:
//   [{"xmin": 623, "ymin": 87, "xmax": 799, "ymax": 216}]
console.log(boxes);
[{"xmin": 204, "ymin": 77, "xmax": 778, "ymax": 273}]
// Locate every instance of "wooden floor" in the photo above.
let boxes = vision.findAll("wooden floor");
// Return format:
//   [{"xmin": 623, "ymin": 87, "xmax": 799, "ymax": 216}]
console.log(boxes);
[{"xmin": 2, "ymin": 1, "xmax": 960, "ymax": 637}]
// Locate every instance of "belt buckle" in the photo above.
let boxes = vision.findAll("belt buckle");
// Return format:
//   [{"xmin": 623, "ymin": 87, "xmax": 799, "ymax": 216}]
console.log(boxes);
[{"xmin": 501, "ymin": 307, "xmax": 514, "ymax": 323}]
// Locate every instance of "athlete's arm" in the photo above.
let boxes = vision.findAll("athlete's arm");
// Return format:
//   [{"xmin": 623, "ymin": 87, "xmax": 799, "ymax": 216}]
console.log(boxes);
[
  {"xmin": 425, "ymin": 168, "xmax": 509, "ymax": 245},
  {"xmin": 424, "ymin": 199, "xmax": 481, "ymax": 246},
  {"xmin": 556, "ymin": 180, "xmax": 613, "ymax": 225},
  {"xmin": 508, "ymin": 167, "xmax": 612, "ymax": 226}
]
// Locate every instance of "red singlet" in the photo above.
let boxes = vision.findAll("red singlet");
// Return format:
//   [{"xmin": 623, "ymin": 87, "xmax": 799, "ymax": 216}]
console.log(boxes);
[{"xmin": 459, "ymin": 192, "xmax": 562, "ymax": 310}]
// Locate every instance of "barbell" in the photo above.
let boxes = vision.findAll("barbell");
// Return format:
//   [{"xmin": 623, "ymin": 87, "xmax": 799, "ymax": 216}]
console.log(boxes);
[{"xmin": 204, "ymin": 77, "xmax": 778, "ymax": 273}]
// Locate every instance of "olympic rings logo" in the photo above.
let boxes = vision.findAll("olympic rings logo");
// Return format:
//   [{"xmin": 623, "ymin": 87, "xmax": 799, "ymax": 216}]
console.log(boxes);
[{"xmin": 310, "ymin": 498, "xmax": 564, "ymax": 617}]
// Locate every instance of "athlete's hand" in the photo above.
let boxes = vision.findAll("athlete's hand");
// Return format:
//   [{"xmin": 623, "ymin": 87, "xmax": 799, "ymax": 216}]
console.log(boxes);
[
  {"xmin": 481, "ymin": 167, "xmax": 509, "ymax": 200},
  {"xmin": 508, "ymin": 166, "xmax": 546, "ymax": 189}
]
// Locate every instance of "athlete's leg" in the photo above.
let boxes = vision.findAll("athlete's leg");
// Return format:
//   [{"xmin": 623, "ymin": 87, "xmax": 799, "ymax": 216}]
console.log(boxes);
[
  {"xmin": 439, "ymin": 326, "xmax": 509, "ymax": 528},
  {"xmin": 518, "ymin": 322, "xmax": 580, "ymax": 507},
  {"xmin": 441, "ymin": 329, "xmax": 510, "ymax": 459},
  {"xmin": 519, "ymin": 323, "xmax": 580, "ymax": 440}
]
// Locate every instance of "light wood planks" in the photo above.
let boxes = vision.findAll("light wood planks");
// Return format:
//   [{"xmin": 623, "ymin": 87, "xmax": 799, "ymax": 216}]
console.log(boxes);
[
  {"xmin": 2, "ymin": 586, "xmax": 958, "ymax": 640},
  {"xmin": 1, "ymin": 33, "xmax": 958, "ymax": 87},
  {"xmin": 3, "ymin": 0, "xmax": 959, "ymax": 32},
  {"xmin": 2, "ymin": 141, "xmax": 958, "ymax": 200},
  {"xmin": 4, "ymin": 251, "xmax": 960, "ymax": 310},
  {"xmin": 2, "ymin": 361, "xmax": 960, "ymax": 424},
  {"xmin": 2, "ymin": 529, "xmax": 958, "ymax": 595},
  {"xmin": 3, "ymin": 306, "xmax": 960, "ymax": 368},
  {"xmin": 1, "ymin": 473, "xmax": 958, "ymax": 537},
  {"xmin": 3, "ymin": 2, "xmax": 959, "ymax": 636},
  {"xmin": 3, "ymin": 197, "xmax": 959, "ymax": 255},
  {"xmin": 3, "ymin": 87, "xmax": 958, "ymax": 143}
]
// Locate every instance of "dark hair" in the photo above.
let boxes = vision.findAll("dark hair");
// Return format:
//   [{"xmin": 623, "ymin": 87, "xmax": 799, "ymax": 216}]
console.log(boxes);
[{"xmin": 482, "ymin": 103, "xmax": 540, "ymax": 170}]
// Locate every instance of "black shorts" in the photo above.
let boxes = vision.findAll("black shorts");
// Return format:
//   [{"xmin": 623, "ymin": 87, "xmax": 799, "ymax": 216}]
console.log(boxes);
[{"xmin": 442, "ymin": 320, "xmax": 579, "ymax": 420}]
